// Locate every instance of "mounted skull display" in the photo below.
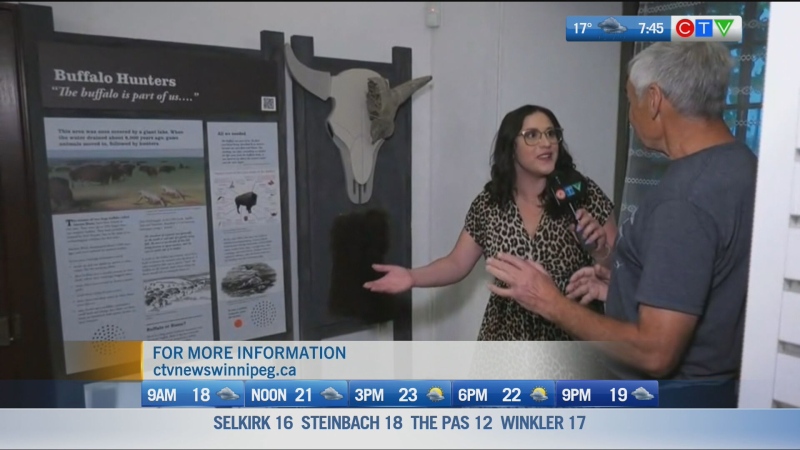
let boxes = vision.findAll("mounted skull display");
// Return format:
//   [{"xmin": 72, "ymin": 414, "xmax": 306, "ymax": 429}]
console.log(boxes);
[{"xmin": 284, "ymin": 43, "xmax": 432, "ymax": 204}]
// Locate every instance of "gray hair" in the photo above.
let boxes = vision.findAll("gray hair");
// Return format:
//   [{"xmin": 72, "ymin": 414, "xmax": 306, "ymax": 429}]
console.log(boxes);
[{"xmin": 628, "ymin": 42, "xmax": 734, "ymax": 118}]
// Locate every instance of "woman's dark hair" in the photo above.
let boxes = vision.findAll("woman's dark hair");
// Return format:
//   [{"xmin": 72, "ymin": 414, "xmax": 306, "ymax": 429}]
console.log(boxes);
[{"xmin": 484, "ymin": 104, "xmax": 578, "ymax": 215}]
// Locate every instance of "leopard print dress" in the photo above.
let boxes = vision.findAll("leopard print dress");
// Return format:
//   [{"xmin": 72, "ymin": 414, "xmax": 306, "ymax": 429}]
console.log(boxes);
[{"xmin": 464, "ymin": 177, "xmax": 614, "ymax": 341}]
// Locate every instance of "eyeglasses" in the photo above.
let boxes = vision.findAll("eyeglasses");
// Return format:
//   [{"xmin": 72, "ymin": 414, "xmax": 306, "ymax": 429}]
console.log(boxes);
[{"xmin": 519, "ymin": 128, "xmax": 564, "ymax": 146}]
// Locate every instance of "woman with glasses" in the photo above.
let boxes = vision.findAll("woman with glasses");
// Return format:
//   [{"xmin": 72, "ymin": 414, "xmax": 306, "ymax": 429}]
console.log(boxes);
[{"xmin": 364, "ymin": 104, "xmax": 616, "ymax": 341}]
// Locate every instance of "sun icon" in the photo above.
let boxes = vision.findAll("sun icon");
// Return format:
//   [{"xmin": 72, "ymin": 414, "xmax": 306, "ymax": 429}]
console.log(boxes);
[
  {"xmin": 426, "ymin": 386, "xmax": 445, "ymax": 402},
  {"xmin": 530, "ymin": 386, "xmax": 548, "ymax": 402}
]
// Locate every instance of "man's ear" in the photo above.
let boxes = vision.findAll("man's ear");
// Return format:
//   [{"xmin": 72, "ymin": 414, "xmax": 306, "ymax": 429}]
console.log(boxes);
[{"xmin": 647, "ymin": 84, "xmax": 663, "ymax": 120}]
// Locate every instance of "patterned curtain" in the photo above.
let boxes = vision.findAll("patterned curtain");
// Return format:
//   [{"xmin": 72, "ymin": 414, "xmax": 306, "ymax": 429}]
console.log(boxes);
[{"xmin": 618, "ymin": 1, "xmax": 770, "ymax": 226}]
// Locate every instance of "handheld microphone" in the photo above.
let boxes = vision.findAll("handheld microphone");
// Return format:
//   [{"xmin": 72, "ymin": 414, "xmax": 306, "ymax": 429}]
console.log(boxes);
[{"xmin": 546, "ymin": 169, "xmax": 596, "ymax": 252}]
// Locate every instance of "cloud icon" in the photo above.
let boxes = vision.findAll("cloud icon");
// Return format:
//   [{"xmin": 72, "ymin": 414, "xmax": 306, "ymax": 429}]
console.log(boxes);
[
  {"xmin": 216, "ymin": 387, "xmax": 240, "ymax": 401},
  {"xmin": 530, "ymin": 387, "xmax": 548, "ymax": 402},
  {"xmin": 320, "ymin": 387, "xmax": 343, "ymax": 401},
  {"xmin": 597, "ymin": 17, "xmax": 628, "ymax": 33},
  {"xmin": 632, "ymin": 387, "xmax": 654, "ymax": 401},
  {"xmin": 427, "ymin": 391, "xmax": 444, "ymax": 401}
]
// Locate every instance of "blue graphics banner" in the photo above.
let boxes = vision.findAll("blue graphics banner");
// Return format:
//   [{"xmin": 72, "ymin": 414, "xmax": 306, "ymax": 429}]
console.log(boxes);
[
  {"xmin": 141, "ymin": 379, "xmax": 659, "ymax": 408},
  {"xmin": 556, "ymin": 380, "xmax": 659, "ymax": 408},
  {"xmin": 451, "ymin": 380, "xmax": 557, "ymax": 408},
  {"xmin": 141, "ymin": 380, "xmax": 247, "ymax": 408},
  {"xmin": 246, "ymin": 380, "xmax": 349, "ymax": 408},
  {"xmin": 565, "ymin": 15, "xmax": 743, "ymax": 42}
]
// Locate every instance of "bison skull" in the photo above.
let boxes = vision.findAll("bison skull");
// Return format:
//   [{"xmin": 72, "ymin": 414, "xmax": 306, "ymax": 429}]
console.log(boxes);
[{"xmin": 284, "ymin": 43, "xmax": 431, "ymax": 204}]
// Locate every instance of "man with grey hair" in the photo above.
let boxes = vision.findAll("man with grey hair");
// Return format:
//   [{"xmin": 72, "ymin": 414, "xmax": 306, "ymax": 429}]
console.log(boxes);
[{"xmin": 484, "ymin": 42, "xmax": 757, "ymax": 406}]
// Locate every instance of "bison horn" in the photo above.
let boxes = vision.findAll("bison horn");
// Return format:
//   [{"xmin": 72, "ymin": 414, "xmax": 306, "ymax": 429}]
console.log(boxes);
[
  {"xmin": 390, "ymin": 76, "xmax": 432, "ymax": 106},
  {"xmin": 284, "ymin": 43, "xmax": 333, "ymax": 101},
  {"xmin": 366, "ymin": 75, "xmax": 432, "ymax": 144}
]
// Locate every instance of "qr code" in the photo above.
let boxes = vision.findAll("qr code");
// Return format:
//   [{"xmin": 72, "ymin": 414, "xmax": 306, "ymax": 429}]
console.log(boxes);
[{"xmin": 261, "ymin": 96, "xmax": 276, "ymax": 112}]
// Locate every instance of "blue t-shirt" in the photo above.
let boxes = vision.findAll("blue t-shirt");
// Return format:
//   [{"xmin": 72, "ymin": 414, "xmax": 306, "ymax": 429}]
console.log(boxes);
[{"xmin": 605, "ymin": 141, "xmax": 757, "ymax": 380}]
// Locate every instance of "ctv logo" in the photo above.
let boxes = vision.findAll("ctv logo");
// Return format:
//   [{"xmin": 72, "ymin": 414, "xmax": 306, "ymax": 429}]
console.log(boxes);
[
  {"xmin": 555, "ymin": 182, "xmax": 582, "ymax": 200},
  {"xmin": 672, "ymin": 16, "xmax": 742, "ymax": 42}
]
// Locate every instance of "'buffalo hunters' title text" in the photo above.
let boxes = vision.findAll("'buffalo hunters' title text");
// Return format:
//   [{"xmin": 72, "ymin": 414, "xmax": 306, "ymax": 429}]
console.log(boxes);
[{"xmin": 53, "ymin": 69, "xmax": 177, "ymax": 88}]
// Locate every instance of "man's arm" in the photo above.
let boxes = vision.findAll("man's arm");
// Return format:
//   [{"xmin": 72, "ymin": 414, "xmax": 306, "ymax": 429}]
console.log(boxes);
[
  {"xmin": 549, "ymin": 200, "xmax": 715, "ymax": 377},
  {"xmin": 550, "ymin": 301, "xmax": 698, "ymax": 377}
]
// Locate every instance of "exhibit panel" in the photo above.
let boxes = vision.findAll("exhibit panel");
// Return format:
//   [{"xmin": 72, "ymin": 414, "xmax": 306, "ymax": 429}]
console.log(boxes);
[
  {"xmin": 44, "ymin": 115, "xmax": 215, "ymax": 372},
  {"xmin": 18, "ymin": 9, "xmax": 293, "ymax": 383},
  {"xmin": 207, "ymin": 120, "xmax": 289, "ymax": 341},
  {"xmin": 286, "ymin": 35, "xmax": 430, "ymax": 340}
]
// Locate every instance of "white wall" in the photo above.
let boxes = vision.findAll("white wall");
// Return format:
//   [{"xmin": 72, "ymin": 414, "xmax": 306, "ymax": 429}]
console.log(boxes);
[
  {"xmin": 29, "ymin": 1, "xmax": 622, "ymax": 342},
  {"xmin": 739, "ymin": 1, "xmax": 800, "ymax": 408},
  {"xmin": 427, "ymin": 2, "xmax": 621, "ymax": 340}
]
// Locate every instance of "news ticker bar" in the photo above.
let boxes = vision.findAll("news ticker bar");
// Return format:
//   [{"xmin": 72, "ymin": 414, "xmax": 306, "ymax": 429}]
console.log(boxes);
[
  {"xmin": 141, "ymin": 379, "xmax": 659, "ymax": 408},
  {"xmin": 566, "ymin": 15, "xmax": 743, "ymax": 42}
]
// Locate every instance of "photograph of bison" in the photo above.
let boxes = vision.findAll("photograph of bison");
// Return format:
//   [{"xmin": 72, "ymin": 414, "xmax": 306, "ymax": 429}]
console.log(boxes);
[{"xmin": 47, "ymin": 156, "xmax": 207, "ymax": 214}]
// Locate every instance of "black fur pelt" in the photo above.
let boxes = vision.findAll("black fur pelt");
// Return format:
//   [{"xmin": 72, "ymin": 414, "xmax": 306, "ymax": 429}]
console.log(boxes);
[{"xmin": 328, "ymin": 208, "xmax": 396, "ymax": 323}]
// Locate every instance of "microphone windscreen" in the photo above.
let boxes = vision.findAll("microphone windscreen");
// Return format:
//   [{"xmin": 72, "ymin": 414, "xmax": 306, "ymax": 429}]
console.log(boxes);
[
  {"xmin": 547, "ymin": 170, "xmax": 597, "ymax": 252},
  {"xmin": 547, "ymin": 169, "xmax": 588, "ymax": 205}
]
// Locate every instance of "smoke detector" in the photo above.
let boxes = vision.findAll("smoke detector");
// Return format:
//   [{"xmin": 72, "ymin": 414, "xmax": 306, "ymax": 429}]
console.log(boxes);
[{"xmin": 425, "ymin": 2, "xmax": 441, "ymax": 28}]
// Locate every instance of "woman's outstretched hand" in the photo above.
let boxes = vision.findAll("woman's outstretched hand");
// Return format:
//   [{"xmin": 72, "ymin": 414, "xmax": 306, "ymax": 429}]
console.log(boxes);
[{"xmin": 363, "ymin": 264, "xmax": 414, "ymax": 294}]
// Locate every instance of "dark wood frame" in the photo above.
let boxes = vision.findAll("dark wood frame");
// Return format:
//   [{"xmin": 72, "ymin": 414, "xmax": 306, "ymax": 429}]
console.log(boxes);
[
  {"xmin": 0, "ymin": 2, "xmax": 57, "ymax": 407},
  {"xmin": 288, "ymin": 35, "xmax": 413, "ymax": 341},
  {"xmin": 259, "ymin": 31, "xmax": 295, "ymax": 343},
  {"xmin": 4, "ymin": 3, "xmax": 295, "ymax": 406},
  {"xmin": 613, "ymin": 1, "xmax": 641, "ymax": 219}
]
